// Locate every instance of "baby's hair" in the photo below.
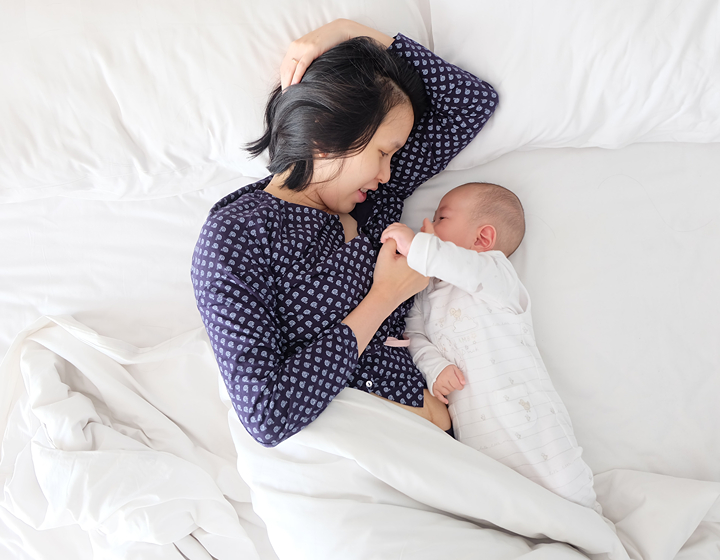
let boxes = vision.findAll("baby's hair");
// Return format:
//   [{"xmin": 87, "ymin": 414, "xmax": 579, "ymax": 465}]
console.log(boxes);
[{"xmin": 460, "ymin": 182, "xmax": 525, "ymax": 256}]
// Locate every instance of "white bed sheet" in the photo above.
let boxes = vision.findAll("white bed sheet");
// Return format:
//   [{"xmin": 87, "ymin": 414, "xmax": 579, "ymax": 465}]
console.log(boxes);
[
  {"xmin": 2, "ymin": 142, "xmax": 719, "ymax": 559},
  {"xmin": 3, "ymin": 143, "xmax": 719, "ymax": 483},
  {"xmin": 402, "ymin": 142, "xmax": 720, "ymax": 483}
]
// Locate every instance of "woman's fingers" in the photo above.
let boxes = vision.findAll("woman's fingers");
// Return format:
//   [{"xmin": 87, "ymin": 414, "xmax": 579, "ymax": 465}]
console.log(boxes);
[
  {"xmin": 281, "ymin": 50, "xmax": 314, "ymax": 89},
  {"xmin": 280, "ymin": 20, "xmax": 356, "ymax": 90},
  {"xmin": 373, "ymin": 239, "xmax": 428, "ymax": 303},
  {"xmin": 280, "ymin": 56, "xmax": 297, "ymax": 90},
  {"xmin": 280, "ymin": 52, "xmax": 308, "ymax": 89},
  {"xmin": 378, "ymin": 237, "xmax": 398, "ymax": 258},
  {"xmin": 290, "ymin": 55, "xmax": 313, "ymax": 86}
]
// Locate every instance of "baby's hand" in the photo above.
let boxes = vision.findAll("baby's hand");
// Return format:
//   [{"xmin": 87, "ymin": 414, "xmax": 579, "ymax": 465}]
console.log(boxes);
[
  {"xmin": 432, "ymin": 364, "xmax": 466, "ymax": 405},
  {"xmin": 420, "ymin": 218, "xmax": 435, "ymax": 235},
  {"xmin": 380, "ymin": 223, "xmax": 416, "ymax": 256}
]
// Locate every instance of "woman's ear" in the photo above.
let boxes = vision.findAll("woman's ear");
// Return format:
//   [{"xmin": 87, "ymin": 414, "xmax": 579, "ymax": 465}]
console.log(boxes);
[{"xmin": 473, "ymin": 224, "xmax": 497, "ymax": 252}]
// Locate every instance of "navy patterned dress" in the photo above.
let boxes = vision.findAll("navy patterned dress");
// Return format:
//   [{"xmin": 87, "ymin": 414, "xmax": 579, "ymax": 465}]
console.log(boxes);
[{"xmin": 192, "ymin": 34, "xmax": 497, "ymax": 447}]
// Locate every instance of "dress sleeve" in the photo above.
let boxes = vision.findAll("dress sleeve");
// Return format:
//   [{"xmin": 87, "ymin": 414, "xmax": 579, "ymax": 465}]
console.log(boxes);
[
  {"xmin": 192, "ymin": 216, "xmax": 359, "ymax": 448},
  {"xmin": 407, "ymin": 233, "xmax": 527, "ymax": 313},
  {"xmin": 404, "ymin": 297, "xmax": 454, "ymax": 396},
  {"xmin": 386, "ymin": 34, "xmax": 498, "ymax": 201}
]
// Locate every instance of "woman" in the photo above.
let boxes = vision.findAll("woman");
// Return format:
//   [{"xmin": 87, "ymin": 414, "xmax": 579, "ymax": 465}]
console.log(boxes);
[{"xmin": 192, "ymin": 19, "xmax": 497, "ymax": 447}]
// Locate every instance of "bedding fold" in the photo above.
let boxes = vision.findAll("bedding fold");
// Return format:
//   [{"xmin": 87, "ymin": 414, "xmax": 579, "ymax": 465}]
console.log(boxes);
[
  {"xmin": 2, "ymin": 316, "xmax": 718, "ymax": 559},
  {"xmin": 230, "ymin": 387, "xmax": 626, "ymax": 559},
  {"xmin": 0, "ymin": 316, "xmax": 260, "ymax": 560}
]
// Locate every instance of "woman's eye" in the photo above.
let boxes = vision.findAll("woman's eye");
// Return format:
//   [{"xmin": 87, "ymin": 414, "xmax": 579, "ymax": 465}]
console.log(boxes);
[{"xmin": 380, "ymin": 151, "xmax": 389, "ymax": 157}]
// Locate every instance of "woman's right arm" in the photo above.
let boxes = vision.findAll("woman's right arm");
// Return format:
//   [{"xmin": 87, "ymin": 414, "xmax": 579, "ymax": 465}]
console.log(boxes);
[
  {"xmin": 342, "ymin": 239, "xmax": 428, "ymax": 354},
  {"xmin": 192, "ymin": 220, "xmax": 426, "ymax": 447}
]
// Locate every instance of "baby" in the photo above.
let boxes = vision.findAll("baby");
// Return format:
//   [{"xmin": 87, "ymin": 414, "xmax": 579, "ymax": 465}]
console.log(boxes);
[{"xmin": 382, "ymin": 182, "xmax": 601, "ymax": 512}]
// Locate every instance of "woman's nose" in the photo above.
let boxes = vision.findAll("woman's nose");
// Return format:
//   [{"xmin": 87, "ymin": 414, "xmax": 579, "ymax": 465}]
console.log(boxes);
[{"xmin": 377, "ymin": 160, "xmax": 391, "ymax": 184}]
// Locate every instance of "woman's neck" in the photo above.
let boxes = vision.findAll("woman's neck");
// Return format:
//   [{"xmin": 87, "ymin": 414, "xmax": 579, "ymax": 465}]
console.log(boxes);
[
  {"xmin": 264, "ymin": 172, "xmax": 358, "ymax": 242},
  {"xmin": 264, "ymin": 173, "xmax": 332, "ymax": 213}
]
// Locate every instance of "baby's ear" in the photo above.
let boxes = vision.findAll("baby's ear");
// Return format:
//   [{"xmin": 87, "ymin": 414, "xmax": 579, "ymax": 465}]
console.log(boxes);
[{"xmin": 474, "ymin": 224, "xmax": 497, "ymax": 252}]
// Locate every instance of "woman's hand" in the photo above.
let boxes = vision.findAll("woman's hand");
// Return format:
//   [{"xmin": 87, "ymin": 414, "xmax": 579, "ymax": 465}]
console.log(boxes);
[
  {"xmin": 341, "ymin": 239, "xmax": 427, "ymax": 355},
  {"xmin": 280, "ymin": 19, "xmax": 394, "ymax": 89},
  {"xmin": 372, "ymin": 238, "xmax": 428, "ymax": 306}
]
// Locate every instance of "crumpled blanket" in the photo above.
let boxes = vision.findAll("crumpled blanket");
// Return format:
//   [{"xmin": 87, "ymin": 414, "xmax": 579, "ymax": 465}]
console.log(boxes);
[
  {"xmin": 2, "ymin": 317, "xmax": 718, "ymax": 559},
  {"xmin": 0, "ymin": 316, "xmax": 267, "ymax": 560}
]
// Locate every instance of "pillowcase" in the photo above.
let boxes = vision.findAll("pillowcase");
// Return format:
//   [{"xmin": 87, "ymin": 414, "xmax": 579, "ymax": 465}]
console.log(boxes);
[
  {"xmin": 0, "ymin": 0, "xmax": 430, "ymax": 202},
  {"xmin": 429, "ymin": 0, "xmax": 720, "ymax": 170}
]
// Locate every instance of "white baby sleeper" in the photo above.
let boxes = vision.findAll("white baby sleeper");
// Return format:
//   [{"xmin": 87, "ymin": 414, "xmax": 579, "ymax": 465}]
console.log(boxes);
[{"xmin": 405, "ymin": 233, "xmax": 600, "ymax": 511}]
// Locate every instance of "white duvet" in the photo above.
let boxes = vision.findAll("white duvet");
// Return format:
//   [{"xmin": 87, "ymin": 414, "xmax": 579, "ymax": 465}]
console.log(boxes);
[{"xmin": 2, "ymin": 318, "xmax": 718, "ymax": 559}]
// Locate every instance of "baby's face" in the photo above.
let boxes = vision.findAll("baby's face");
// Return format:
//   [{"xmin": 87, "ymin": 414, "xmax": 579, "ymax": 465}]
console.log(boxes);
[{"xmin": 426, "ymin": 189, "xmax": 479, "ymax": 250}]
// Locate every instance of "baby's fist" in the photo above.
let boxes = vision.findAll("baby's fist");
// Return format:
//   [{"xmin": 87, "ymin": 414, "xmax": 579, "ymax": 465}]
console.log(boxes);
[
  {"xmin": 380, "ymin": 223, "xmax": 415, "ymax": 256},
  {"xmin": 432, "ymin": 364, "xmax": 466, "ymax": 405},
  {"xmin": 420, "ymin": 218, "xmax": 435, "ymax": 235}
]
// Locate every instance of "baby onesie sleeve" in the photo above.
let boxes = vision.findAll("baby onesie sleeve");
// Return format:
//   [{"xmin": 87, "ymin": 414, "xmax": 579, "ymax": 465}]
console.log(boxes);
[
  {"xmin": 407, "ymin": 233, "xmax": 527, "ymax": 313},
  {"xmin": 404, "ymin": 297, "xmax": 454, "ymax": 396}
]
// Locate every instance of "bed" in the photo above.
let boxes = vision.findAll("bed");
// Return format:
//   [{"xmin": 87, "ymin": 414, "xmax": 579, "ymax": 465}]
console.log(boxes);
[{"xmin": 1, "ymin": 1, "xmax": 719, "ymax": 558}]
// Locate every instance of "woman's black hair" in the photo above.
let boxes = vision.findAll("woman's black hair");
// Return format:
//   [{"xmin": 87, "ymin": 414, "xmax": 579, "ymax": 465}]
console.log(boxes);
[{"xmin": 246, "ymin": 36, "xmax": 428, "ymax": 191}]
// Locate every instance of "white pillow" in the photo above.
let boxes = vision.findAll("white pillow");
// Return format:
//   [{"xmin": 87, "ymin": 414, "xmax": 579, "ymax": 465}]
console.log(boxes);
[
  {"xmin": 429, "ymin": 0, "xmax": 720, "ymax": 170},
  {"xmin": 0, "ymin": 0, "xmax": 430, "ymax": 202}
]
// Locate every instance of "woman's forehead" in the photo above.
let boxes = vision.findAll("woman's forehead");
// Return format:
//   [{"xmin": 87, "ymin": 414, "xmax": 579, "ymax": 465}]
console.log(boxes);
[{"xmin": 375, "ymin": 104, "xmax": 414, "ymax": 143}]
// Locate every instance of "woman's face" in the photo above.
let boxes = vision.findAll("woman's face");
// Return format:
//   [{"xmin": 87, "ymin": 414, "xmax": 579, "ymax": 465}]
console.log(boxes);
[{"xmin": 311, "ymin": 103, "xmax": 414, "ymax": 214}]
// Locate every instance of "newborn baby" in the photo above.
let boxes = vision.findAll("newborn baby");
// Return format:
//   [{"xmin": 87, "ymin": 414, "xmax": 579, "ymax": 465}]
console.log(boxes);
[{"xmin": 382, "ymin": 182, "xmax": 601, "ymax": 512}]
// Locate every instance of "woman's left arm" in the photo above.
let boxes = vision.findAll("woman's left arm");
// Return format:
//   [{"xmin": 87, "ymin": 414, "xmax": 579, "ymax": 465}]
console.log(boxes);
[{"xmin": 384, "ymin": 35, "xmax": 499, "ymax": 201}]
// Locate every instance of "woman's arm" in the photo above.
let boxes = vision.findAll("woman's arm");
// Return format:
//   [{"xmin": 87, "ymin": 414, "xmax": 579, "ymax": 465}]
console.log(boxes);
[
  {"xmin": 342, "ymin": 239, "xmax": 428, "ymax": 354},
  {"xmin": 282, "ymin": 21, "xmax": 498, "ymax": 194},
  {"xmin": 354, "ymin": 33, "xmax": 499, "ymax": 242},
  {"xmin": 192, "ymin": 219, "xmax": 426, "ymax": 447},
  {"xmin": 281, "ymin": 19, "xmax": 393, "ymax": 90},
  {"xmin": 383, "ymin": 35, "xmax": 498, "ymax": 201}
]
